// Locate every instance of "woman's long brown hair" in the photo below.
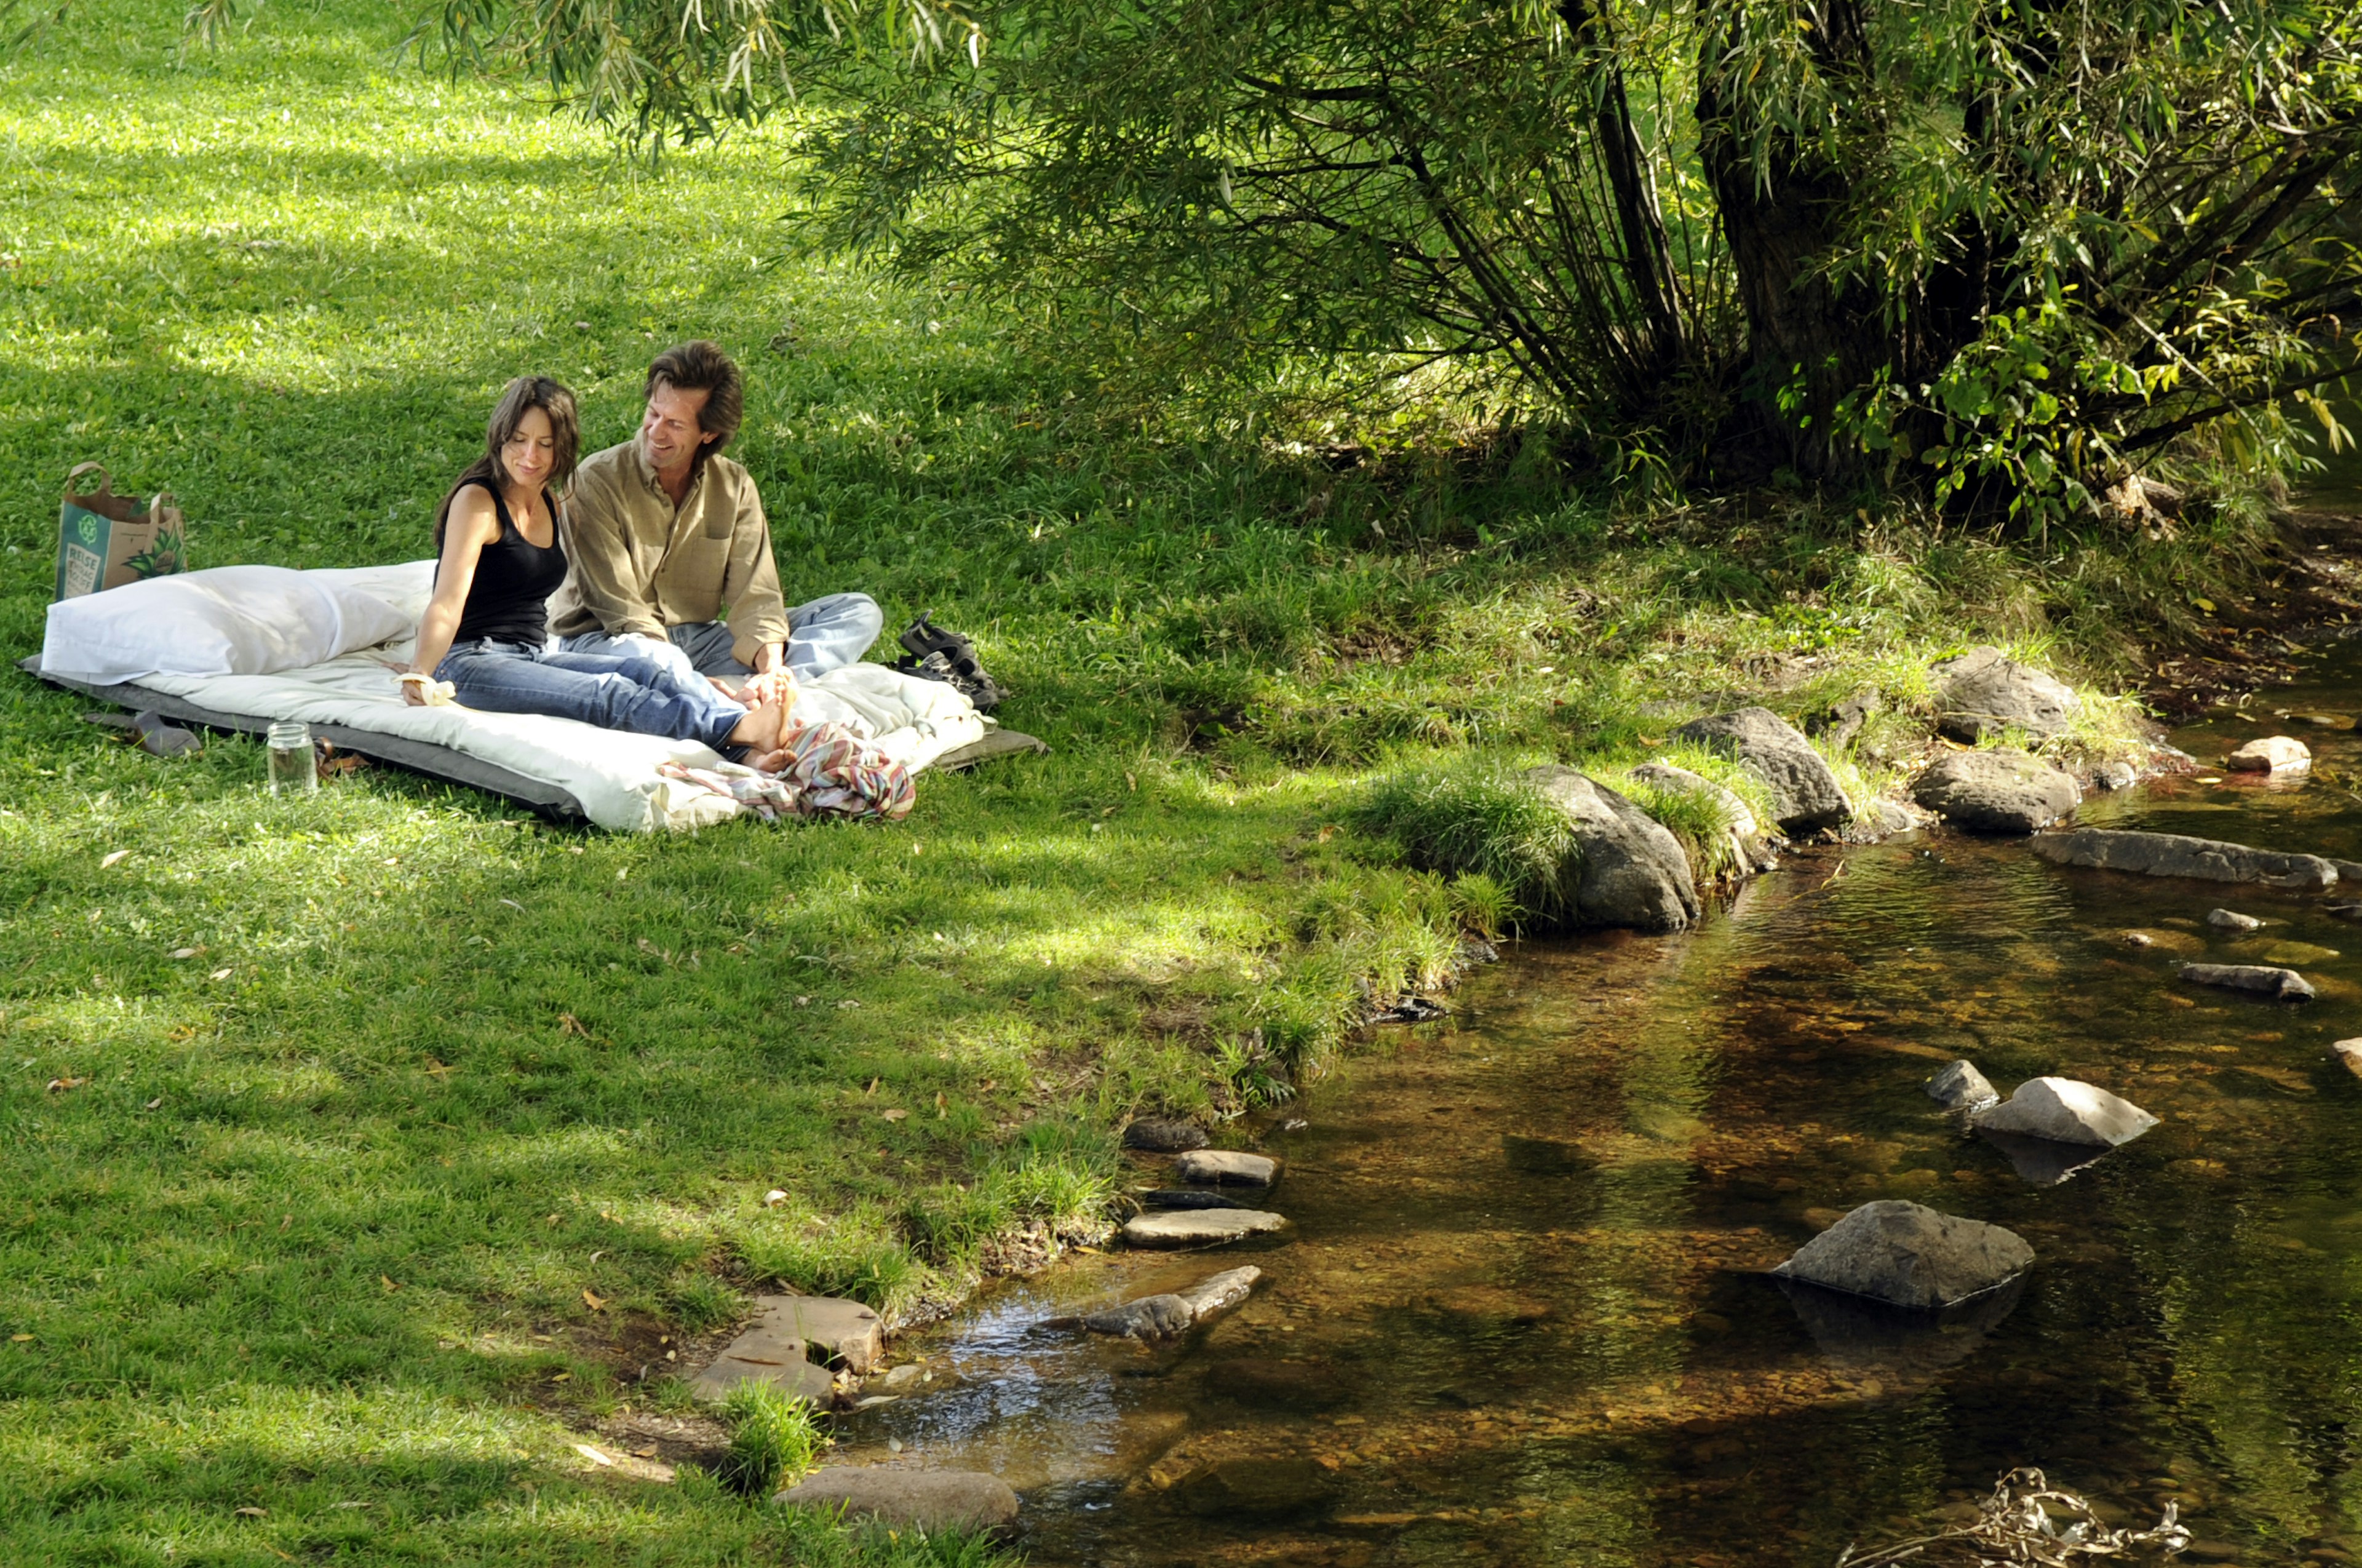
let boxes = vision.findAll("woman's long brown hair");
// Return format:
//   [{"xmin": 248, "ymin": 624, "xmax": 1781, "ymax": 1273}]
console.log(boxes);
[{"xmin": 432, "ymin": 376, "xmax": 581, "ymax": 546}]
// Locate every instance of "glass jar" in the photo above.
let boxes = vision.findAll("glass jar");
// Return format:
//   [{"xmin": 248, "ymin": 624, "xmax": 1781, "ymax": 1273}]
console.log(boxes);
[{"xmin": 265, "ymin": 720, "xmax": 317, "ymax": 795}]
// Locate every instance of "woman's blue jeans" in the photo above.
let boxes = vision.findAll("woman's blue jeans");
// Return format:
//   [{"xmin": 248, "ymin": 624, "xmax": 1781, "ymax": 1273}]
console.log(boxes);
[{"xmin": 435, "ymin": 638, "xmax": 749, "ymax": 752}]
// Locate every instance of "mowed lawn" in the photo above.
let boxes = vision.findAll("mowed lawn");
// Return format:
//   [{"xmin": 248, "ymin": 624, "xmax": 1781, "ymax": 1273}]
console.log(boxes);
[{"xmin": 0, "ymin": 0, "xmax": 2215, "ymax": 1559}]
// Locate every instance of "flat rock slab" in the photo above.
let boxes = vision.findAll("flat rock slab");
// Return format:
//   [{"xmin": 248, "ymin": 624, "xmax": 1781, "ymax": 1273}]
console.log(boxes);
[
  {"xmin": 2206, "ymin": 908, "xmax": 2264, "ymax": 931},
  {"xmin": 1123, "ymin": 1118, "xmax": 1208, "ymax": 1152},
  {"xmin": 1174, "ymin": 1150, "xmax": 1279, "ymax": 1187},
  {"xmin": 2032, "ymin": 828, "xmax": 2339, "ymax": 889},
  {"xmin": 1931, "ymin": 646, "xmax": 2081, "ymax": 743},
  {"xmin": 1079, "ymin": 1265, "xmax": 1263, "ymax": 1339},
  {"xmin": 774, "ymin": 1467, "xmax": 1019, "ymax": 1533},
  {"xmin": 2181, "ymin": 961, "xmax": 2316, "ymax": 1000},
  {"xmin": 1772, "ymin": 1200, "xmax": 2033, "ymax": 1309},
  {"xmin": 2227, "ymin": 735, "xmax": 2311, "ymax": 773},
  {"xmin": 1670, "ymin": 707, "xmax": 1850, "ymax": 834},
  {"xmin": 1924, "ymin": 1060, "xmax": 1999, "ymax": 1112},
  {"xmin": 690, "ymin": 1294, "xmax": 884, "ymax": 1399},
  {"xmin": 1972, "ymin": 1076, "xmax": 2157, "ymax": 1148},
  {"xmin": 1123, "ymin": 1209, "xmax": 1290, "ymax": 1249},
  {"xmin": 1523, "ymin": 766, "xmax": 1701, "ymax": 931},
  {"xmin": 1912, "ymin": 748, "xmax": 2081, "ymax": 833}
]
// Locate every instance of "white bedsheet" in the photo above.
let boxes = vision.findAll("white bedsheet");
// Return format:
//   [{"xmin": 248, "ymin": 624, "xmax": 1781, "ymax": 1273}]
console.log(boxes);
[{"xmin": 117, "ymin": 561, "xmax": 987, "ymax": 833}]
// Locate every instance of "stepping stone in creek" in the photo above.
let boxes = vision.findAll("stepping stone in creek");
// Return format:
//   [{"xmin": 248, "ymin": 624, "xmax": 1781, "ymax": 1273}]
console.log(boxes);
[
  {"xmin": 1971, "ymin": 1076, "xmax": 2158, "ymax": 1148},
  {"xmin": 2335, "ymin": 1040, "xmax": 2362, "ymax": 1080},
  {"xmin": 2225, "ymin": 735, "xmax": 2311, "ymax": 773},
  {"xmin": 1924, "ymin": 1060, "xmax": 1999, "ymax": 1113},
  {"xmin": 1076, "ymin": 1265, "xmax": 1263, "ymax": 1339},
  {"xmin": 690, "ymin": 1294, "xmax": 885, "ymax": 1401},
  {"xmin": 1174, "ymin": 1150, "xmax": 1279, "ymax": 1187},
  {"xmin": 1122, "ymin": 1117, "xmax": 1208, "ymax": 1152},
  {"xmin": 1772, "ymin": 1200, "xmax": 2033, "ymax": 1309},
  {"xmin": 2179, "ymin": 961, "xmax": 2316, "ymax": 1000},
  {"xmin": 2030, "ymin": 829, "xmax": 2337, "ymax": 889},
  {"xmin": 1122, "ymin": 1208, "xmax": 1290, "ymax": 1249},
  {"xmin": 773, "ymin": 1467, "xmax": 1020, "ymax": 1533},
  {"xmin": 2207, "ymin": 908, "xmax": 2264, "ymax": 932}
]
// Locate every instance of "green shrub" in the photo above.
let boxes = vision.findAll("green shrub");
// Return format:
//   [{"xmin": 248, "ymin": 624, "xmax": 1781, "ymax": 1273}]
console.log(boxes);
[
  {"xmin": 712, "ymin": 1382, "xmax": 827, "ymax": 1498},
  {"xmin": 1449, "ymin": 873, "xmax": 1516, "ymax": 941},
  {"xmin": 1351, "ymin": 762, "xmax": 1576, "ymax": 926}
]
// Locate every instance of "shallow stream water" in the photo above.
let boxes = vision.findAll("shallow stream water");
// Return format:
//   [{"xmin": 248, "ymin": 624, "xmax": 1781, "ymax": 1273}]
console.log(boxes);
[{"xmin": 835, "ymin": 655, "xmax": 2362, "ymax": 1567}]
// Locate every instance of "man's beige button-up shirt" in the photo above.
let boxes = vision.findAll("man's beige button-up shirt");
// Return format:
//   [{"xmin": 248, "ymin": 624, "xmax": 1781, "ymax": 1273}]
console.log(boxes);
[{"xmin": 548, "ymin": 441, "xmax": 790, "ymax": 668}]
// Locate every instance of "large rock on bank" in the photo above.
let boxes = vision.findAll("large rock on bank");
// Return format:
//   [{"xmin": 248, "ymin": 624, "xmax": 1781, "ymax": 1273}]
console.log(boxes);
[
  {"xmin": 1670, "ymin": 707, "xmax": 1851, "ymax": 834},
  {"xmin": 2031, "ymin": 828, "xmax": 2339, "ymax": 889},
  {"xmin": 1772, "ymin": 1200, "xmax": 2033, "ymax": 1309},
  {"xmin": 1911, "ymin": 748, "xmax": 2081, "ymax": 832},
  {"xmin": 1931, "ymin": 646, "xmax": 2081, "ymax": 743},
  {"xmin": 774, "ymin": 1467, "xmax": 1020, "ymax": 1532},
  {"xmin": 1523, "ymin": 766, "xmax": 1700, "ymax": 932},
  {"xmin": 1628, "ymin": 761, "xmax": 1775, "ymax": 873},
  {"xmin": 1972, "ymin": 1076, "xmax": 2158, "ymax": 1147}
]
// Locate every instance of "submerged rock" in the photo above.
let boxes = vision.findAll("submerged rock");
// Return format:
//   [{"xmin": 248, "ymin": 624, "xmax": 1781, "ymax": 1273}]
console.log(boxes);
[
  {"xmin": 1911, "ymin": 749, "xmax": 2081, "ymax": 833},
  {"xmin": 1173, "ymin": 1456, "xmax": 1336, "ymax": 1519},
  {"xmin": 1122, "ymin": 1209, "xmax": 1290, "ymax": 1249},
  {"xmin": 2334, "ymin": 1040, "xmax": 2362, "ymax": 1079},
  {"xmin": 1174, "ymin": 1150, "xmax": 1279, "ymax": 1187},
  {"xmin": 1777, "ymin": 1272, "xmax": 2027, "ymax": 1377},
  {"xmin": 1523, "ymin": 766, "xmax": 1701, "ymax": 932},
  {"xmin": 1931, "ymin": 646, "xmax": 2082, "ymax": 743},
  {"xmin": 1629, "ymin": 760, "xmax": 1776, "ymax": 874},
  {"xmin": 1924, "ymin": 1060, "xmax": 2000, "ymax": 1113},
  {"xmin": 1140, "ymin": 1188, "xmax": 1247, "ymax": 1211},
  {"xmin": 2226, "ymin": 736, "xmax": 2312, "ymax": 774},
  {"xmin": 2206, "ymin": 908, "xmax": 2264, "ymax": 932},
  {"xmin": 1971, "ymin": 1076, "xmax": 2158, "ymax": 1148},
  {"xmin": 1669, "ymin": 707, "xmax": 1851, "ymax": 834},
  {"xmin": 1976, "ymin": 1128, "xmax": 2112, "ymax": 1188},
  {"xmin": 2092, "ymin": 761, "xmax": 2139, "ymax": 792},
  {"xmin": 773, "ymin": 1468, "xmax": 1020, "ymax": 1532},
  {"xmin": 1204, "ymin": 1357, "xmax": 1356, "ymax": 1410},
  {"xmin": 1772, "ymin": 1200, "xmax": 2034, "ymax": 1309},
  {"xmin": 2331, "ymin": 903, "xmax": 2362, "ymax": 923},
  {"xmin": 2031, "ymin": 828, "xmax": 2339, "ymax": 889},
  {"xmin": 2230, "ymin": 938, "xmax": 2342, "ymax": 965},
  {"xmin": 1502, "ymin": 1134, "xmax": 1593, "ymax": 1174},
  {"xmin": 2179, "ymin": 961, "xmax": 2316, "ymax": 1000},
  {"xmin": 1123, "ymin": 1118, "xmax": 1208, "ymax": 1153}
]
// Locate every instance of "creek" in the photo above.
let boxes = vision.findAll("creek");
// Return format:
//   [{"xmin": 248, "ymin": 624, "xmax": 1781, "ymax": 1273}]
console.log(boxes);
[{"xmin": 832, "ymin": 655, "xmax": 2362, "ymax": 1567}]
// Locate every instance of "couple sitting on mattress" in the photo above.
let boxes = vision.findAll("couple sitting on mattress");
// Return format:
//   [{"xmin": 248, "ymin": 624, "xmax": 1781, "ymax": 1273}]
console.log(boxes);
[{"xmin": 400, "ymin": 341, "xmax": 882, "ymax": 767}]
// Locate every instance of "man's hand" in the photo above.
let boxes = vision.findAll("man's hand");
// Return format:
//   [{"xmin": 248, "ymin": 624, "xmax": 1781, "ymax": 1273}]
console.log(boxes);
[{"xmin": 741, "ymin": 667, "xmax": 798, "ymax": 711}]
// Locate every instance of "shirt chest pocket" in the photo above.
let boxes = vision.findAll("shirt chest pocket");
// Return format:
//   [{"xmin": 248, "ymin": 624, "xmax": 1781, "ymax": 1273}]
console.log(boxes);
[{"xmin": 701, "ymin": 498, "xmax": 734, "ymax": 541}]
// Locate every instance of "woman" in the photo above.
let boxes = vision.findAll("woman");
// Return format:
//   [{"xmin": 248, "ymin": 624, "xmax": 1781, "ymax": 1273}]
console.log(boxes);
[{"xmin": 400, "ymin": 376, "xmax": 790, "ymax": 759}]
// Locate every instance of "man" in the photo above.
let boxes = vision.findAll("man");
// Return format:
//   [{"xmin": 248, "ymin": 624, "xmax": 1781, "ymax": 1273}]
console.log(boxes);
[{"xmin": 551, "ymin": 340, "xmax": 882, "ymax": 702}]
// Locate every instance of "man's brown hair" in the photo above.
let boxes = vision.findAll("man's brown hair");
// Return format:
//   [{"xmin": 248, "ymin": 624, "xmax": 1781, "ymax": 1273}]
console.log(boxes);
[{"xmin": 645, "ymin": 340, "xmax": 744, "ymax": 464}]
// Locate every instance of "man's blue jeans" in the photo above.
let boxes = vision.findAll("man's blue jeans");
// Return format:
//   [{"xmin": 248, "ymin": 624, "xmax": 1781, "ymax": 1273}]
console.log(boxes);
[
  {"xmin": 435, "ymin": 638, "xmax": 749, "ymax": 752},
  {"xmin": 559, "ymin": 592, "xmax": 885, "ymax": 684}
]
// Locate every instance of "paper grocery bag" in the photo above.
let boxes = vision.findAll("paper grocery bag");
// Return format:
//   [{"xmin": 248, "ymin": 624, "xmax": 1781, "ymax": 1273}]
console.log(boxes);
[{"xmin": 55, "ymin": 463, "xmax": 189, "ymax": 600}]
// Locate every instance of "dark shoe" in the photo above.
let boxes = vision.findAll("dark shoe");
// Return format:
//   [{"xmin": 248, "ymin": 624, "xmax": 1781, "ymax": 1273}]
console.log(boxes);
[{"xmin": 890, "ymin": 613, "xmax": 1005, "ymax": 712}]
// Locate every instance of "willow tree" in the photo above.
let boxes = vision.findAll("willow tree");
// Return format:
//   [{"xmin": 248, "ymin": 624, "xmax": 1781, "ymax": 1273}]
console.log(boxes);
[{"xmin": 420, "ymin": 0, "xmax": 2362, "ymax": 512}]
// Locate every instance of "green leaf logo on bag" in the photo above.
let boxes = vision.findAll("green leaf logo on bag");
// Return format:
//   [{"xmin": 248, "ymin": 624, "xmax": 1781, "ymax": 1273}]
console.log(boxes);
[{"xmin": 76, "ymin": 514, "xmax": 97, "ymax": 546}]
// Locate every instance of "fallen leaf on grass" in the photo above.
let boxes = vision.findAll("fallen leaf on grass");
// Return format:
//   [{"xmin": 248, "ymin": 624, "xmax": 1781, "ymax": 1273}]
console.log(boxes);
[
  {"xmin": 880, "ymin": 1108, "xmax": 908, "ymax": 1122},
  {"xmin": 100, "ymin": 850, "xmax": 130, "ymax": 869},
  {"xmin": 934, "ymin": 1091, "xmax": 948, "ymax": 1117},
  {"xmin": 499, "ymin": 898, "xmax": 525, "ymax": 912},
  {"xmin": 573, "ymin": 1444, "xmax": 612, "ymax": 1466},
  {"xmin": 169, "ymin": 947, "xmax": 197, "ymax": 960},
  {"xmin": 838, "ymin": 998, "xmax": 861, "ymax": 1009},
  {"xmin": 763, "ymin": 1189, "xmax": 787, "ymax": 1208},
  {"xmin": 548, "ymin": 1371, "xmax": 570, "ymax": 1383},
  {"xmin": 381, "ymin": 1276, "xmax": 399, "ymax": 1292},
  {"xmin": 557, "ymin": 1013, "xmax": 591, "ymax": 1038},
  {"xmin": 143, "ymin": 1097, "xmax": 161, "ymax": 1110},
  {"xmin": 209, "ymin": 968, "xmax": 233, "ymax": 981},
  {"xmin": 235, "ymin": 1506, "xmax": 268, "ymax": 1518},
  {"xmin": 9, "ymin": 1334, "xmax": 33, "ymax": 1343},
  {"xmin": 582, "ymin": 1288, "xmax": 607, "ymax": 1311},
  {"xmin": 421, "ymin": 1060, "xmax": 454, "ymax": 1077},
  {"xmin": 46, "ymin": 1077, "xmax": 85, "ymax": 1093},
  {"xmin": 631, "ymin": 1446, "xmax": 658, "ymax": 1459},
  {"xmin": 794, "ymin": 995, "xmax": 810, "ymax": 1006},
  {"xmin": 863, "ymin": 1077, "xmax": 880, "ymax": 1097},
  {"xmin": 279, "ymin": 1214, "xmax": 292, "ymax": 1230}
]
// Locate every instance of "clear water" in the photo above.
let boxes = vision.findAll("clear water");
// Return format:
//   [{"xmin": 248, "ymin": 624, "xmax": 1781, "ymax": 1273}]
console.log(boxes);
[{"xmin": 836, "ymin": 651, "xmax": 2362, "ymax": 1567}]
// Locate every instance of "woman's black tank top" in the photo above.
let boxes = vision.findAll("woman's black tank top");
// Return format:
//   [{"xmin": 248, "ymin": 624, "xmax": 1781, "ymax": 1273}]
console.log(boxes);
[{"xmin": 443, "ymin": 480, "xmax": 568, "ymax": 647}]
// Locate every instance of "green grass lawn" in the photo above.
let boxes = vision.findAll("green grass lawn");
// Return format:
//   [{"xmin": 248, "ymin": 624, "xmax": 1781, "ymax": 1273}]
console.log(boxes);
[{"xmin": 0, "ymin": 0, "xmax": 2271, "ymax": 1559}]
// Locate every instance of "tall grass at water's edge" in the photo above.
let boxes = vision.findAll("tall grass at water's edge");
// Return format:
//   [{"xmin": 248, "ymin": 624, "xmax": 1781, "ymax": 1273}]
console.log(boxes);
[{"xmin": 0, "ymin": 0, "xmax": 2284, "ymax": 1559}]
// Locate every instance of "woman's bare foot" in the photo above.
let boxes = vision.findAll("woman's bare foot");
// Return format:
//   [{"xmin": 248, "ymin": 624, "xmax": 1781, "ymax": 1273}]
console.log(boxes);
[{"xmin": 725, "ymin": 696, "xmax": 789, "ymax": 756}]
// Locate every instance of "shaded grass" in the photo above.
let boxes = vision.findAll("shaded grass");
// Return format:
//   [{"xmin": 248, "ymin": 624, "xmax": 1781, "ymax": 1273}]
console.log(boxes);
[{"xmin": 0, "ymin": 0, "xmax": 2288, "ymax": 1560}]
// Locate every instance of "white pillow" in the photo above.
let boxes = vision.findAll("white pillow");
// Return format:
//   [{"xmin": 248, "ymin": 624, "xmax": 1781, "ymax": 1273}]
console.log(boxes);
[
  {"xmin": 39, "ymin": 564, "xmax": 416, "ymax": 685},
  {"xmin": 308, "ymin": 559, "xmax": 437, "ymax": 623}
]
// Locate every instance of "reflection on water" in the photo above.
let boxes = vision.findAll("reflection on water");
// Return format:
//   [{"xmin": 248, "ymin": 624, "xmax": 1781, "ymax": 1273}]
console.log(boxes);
[{"xmin": 834, "ymin": 647, "xmax": 2362, "ymax": 1566}]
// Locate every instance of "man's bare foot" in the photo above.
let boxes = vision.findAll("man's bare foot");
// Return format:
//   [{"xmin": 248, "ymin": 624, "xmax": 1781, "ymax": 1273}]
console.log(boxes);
[{"xmin": 725, "ymin": 696, "xmax": 789, "ymax": 755}]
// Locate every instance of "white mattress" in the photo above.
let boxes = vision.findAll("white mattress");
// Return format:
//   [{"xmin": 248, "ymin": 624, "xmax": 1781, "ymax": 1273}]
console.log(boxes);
[{"xmin": 115, "ymin": 562, "xmax": 988, "ymax": 833}]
